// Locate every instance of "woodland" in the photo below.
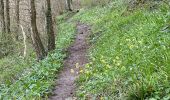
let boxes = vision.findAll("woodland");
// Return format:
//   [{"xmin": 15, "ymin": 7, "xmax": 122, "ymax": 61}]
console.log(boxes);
[{"xmin": 0, "ymin": 0, "xmax": 170, "ymax": 100}]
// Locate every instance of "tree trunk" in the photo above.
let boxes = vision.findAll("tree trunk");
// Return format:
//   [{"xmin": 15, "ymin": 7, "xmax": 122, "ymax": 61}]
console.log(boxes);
[
  {"xmin": 20, "ymin": 25, "xmax": 27, "ymax": 58},
  {"xmin": 15, "ymin": 0, "xmax": 20, "ymax": 40},
  {"xmin": 6, "ymin": 0, "xmax": 10, "ymax": 34},
  {"xmin": 30, "ymin": 0, "xmax": 46, "ymax": 60},
  {"xmin": 0, "ymin": 0, "xmax": 6, "ymax": 34},
  {"xmin": 46, "ymin": 0, "xmax": 55, "ymax": 51},
  {"xmin": 66, "ymin": 0, "xmax": 72, "ymax": 11}
]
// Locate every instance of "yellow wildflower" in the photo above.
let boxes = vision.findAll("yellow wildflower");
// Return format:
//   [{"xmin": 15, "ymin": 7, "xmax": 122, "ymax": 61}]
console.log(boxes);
[
  {"xmin": 100, "ymin": 97, "xmax": 104, "ymax": 100},
  {"xmin": 85, "ymin": 64, "xmax": 90, "ymax": 68},
  {"xmin": 75, "ymin": 63, "xmax": 79, "ymax": 69},
  {"xmin": 70, "ymin": 69, "xmax": 75, "ymax": 73},
  {"xmin": 85, "ymin": 70, "xmax": 89, "ymax": 74},
  {"xmin": 129, "ymin": 45, "xmax": 134, "ymax": 49},
  {"xmin": 79, "ymin": 70, "xmax": 83, "ymax": 73}
]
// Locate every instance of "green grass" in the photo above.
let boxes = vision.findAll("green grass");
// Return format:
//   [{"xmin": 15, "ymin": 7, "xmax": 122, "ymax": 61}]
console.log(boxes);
[
  {"xmin": 0, "ymin": 0, "xmax": 169, "ymax": 99},
  {"xmin": 72, "ymin": 1, "xmax": 170, "ymax": 100},
  {"xmin": 0, "ymin": 15, "xmax": 76, "ymax": 99},
  {"xmin": 0, "ymin": 35, "xmax": 35, "ymax": 85},
  {"xmin": 0, "ymin": 56, "xmax": 34, "ymax": 84},
  {"xmin": 0, "ymin": 39, "xmax": 35, "ymax": 85}
]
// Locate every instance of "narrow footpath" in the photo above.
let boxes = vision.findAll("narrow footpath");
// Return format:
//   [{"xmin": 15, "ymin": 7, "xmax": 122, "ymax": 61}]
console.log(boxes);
[{"xmin": 49, "ymin": 23, "xmax": 91, "ymax": 100}]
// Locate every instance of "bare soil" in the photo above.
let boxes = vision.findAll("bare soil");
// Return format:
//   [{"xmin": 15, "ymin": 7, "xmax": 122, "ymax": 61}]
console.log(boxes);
[{"xmin": 49, "ymin": 23, "xmax": 91, "ymax": 100}]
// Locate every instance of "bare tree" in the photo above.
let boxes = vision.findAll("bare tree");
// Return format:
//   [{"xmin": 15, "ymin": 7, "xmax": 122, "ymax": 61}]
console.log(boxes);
[
  {"xmin": 6, "ymin": 0, "xmax": 10, "ymax": 34},
  {"xmin": 46, "ymin": 0, "xmax": 55, "ymax": 51},
  {"xmin": 0, "ymin": 0, "xmax": 6, "ymax": 34},
  {"xmin": 30, "ymin": 0, "xmax": 46, "ymax": 60}
]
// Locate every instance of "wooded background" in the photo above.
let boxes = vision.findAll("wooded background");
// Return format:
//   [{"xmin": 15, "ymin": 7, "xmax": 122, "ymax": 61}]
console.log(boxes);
[
  {"xmin": 0, "ymin": 0, "xmax": 167, "ymax": 59},
  {"xmin": 0, "ymin": 0, "xmax": 83, "ymax": 59}
]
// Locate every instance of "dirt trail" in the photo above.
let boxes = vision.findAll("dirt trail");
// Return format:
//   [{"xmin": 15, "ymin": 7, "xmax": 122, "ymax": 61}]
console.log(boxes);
[{"xmin": 49, "ymin": 23, "xmax": 91, "ymax": 100}]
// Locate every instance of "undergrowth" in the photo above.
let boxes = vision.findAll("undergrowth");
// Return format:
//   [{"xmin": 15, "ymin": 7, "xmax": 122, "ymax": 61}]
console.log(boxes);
[
  {"xmin": 73, "ymin": 0, "xmax": 170, "ymax": 100},
  {"xmin": 0, "ymin": 15, "xmax": 76, "ymax": 99},
  {"xmin": 0, "ymin": 55, "xmax": 34, "ymax": 84},
  {"xmin": 0, "ymin": 35, "xmax": 35, "ymax": 85}
]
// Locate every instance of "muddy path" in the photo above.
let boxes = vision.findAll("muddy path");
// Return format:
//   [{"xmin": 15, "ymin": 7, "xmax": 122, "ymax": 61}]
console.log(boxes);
[{"xmin": 49, "ymin": 23, "xmax": 91, "ymax": 100}]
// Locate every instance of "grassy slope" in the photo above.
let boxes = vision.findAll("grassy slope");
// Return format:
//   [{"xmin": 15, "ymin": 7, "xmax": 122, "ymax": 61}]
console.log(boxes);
[
  {"xmin": 72, "ymin": 1, "xmax": 170, "ymax": 100},
  {"xmin": 0, "ymin": 44, "xmax": 35, "ymax": 85},
  {"xmin": 0, "ymin": 15, "xmax": 76, "ymax": 99}
]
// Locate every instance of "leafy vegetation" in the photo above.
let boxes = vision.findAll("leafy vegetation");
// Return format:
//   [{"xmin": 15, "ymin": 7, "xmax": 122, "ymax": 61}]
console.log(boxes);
[
  {"xmin": 0, "ymin": 55, "xmax": 34, "ymax": 84},
  {"xmin": 1, "ymin": 0, "xmax": 170, "ymax": 99},
  {"xmin": 0, "ymin": 16, "xmax": 76, "ymax": 99},
  {"xmin": 0, "ymin": 41, "xmax": 35, "ymax": 85},
  {"xmin": 73, "ymin": 0, "xmax": 170, "ymax": 99}
]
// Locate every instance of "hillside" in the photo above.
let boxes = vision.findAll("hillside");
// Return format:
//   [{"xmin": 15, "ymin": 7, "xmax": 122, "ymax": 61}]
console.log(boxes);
[
  {"xmin": 0, "ymin": 0, "xmax": 170, "ymax": 100},
  {"xmin": 72, "ymin": 1, "xmax": 170, "ymax": 99}
]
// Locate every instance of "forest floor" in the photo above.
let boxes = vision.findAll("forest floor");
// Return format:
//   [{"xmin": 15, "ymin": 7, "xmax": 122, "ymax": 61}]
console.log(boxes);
[{"xmin": 49, "ymin": 22, "xmax": 91, "ymax": 100}]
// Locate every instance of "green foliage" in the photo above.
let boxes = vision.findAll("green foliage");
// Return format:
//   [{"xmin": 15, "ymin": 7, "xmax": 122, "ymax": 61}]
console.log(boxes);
[
  {"xmin": 0, "ymin": 16, "xmax": 76, "ymax": 99},
  {"xmin": 0, "ymin": 34, "xmax": 35, "ymax": 85},
  {"xmin": 73, "ymin": 1, "xmax": 170, "ymax": 100},
  {"xmin": 0, "ymin": 32, "xmax": 35, "ymax": 84},
  {"xmin": 80, "ymin": 0, "xmax": 111, "ymax": 7},
  {"xmin": 56, "ymin": 21, "xmax": 76, "ymax": 49},
  {"xmin": 0, "ymin": 34, "xmax": 15, "ymax": 58},
  {"xmin": 0, "ymin": 50, "xmax": 65, "ymax": 99},
  {"xmin": 0, "ymin": 55, "xmax": 34, "ymax": 84}
]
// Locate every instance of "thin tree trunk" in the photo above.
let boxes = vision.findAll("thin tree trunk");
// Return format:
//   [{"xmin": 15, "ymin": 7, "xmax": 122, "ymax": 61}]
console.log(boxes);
[
  {"xmin": 20, "ymin": 25, "xmax": 27, "ymax": 58},
  {"xmin": 15, "ymin": 0, "xmax": 20, "ymax": 40},
  {"xmin": 66, "ymin": 0, "xmax": 72, "ymax": 11},
  {"xmin": 46, "ymin": 0, "xmax": 55, "ymax": 51},
  {"xmin": 30, "ymin": 0, "xmax": 46, "ymax": 60},
  {"xmin": 6, "ymin": 0, "xmax": 10, "ymax": 34},
  {"xmin": 0, "ymin": 0, "xmax": 6, "ymax": 34}
]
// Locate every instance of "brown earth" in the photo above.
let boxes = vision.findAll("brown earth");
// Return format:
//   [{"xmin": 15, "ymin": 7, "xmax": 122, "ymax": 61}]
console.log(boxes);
[{"xmin": 49, "ymin": 23, "xmax": 91, "ymax": 100}]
